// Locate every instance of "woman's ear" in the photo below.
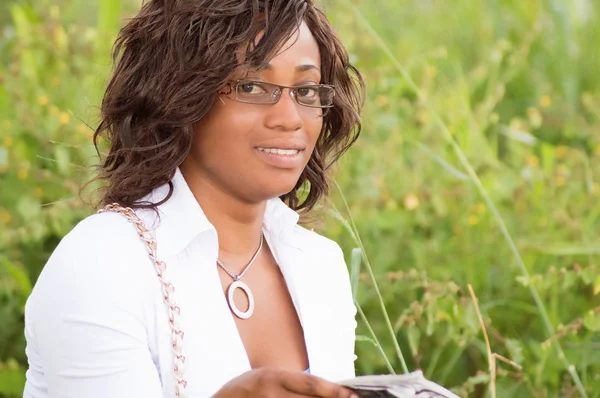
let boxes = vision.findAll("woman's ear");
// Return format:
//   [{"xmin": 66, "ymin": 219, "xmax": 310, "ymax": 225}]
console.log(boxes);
[
  {"xmin": 217, "ymin": 84, "xmax": 232, "ymax": 96},
  {"xmin": 216, "ymin": 83, "xmax": 232, "ymax": 105}
]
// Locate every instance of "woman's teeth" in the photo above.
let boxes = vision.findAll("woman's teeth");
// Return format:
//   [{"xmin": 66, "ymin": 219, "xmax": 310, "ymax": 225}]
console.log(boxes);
[{"xmin": 257, "ymin": 148, "xmax": 300, "ymax": 155}]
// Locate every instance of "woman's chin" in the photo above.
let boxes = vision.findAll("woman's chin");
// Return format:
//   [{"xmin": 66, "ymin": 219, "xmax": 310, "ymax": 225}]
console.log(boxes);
[{"xmin": 257, "ymin": 174, "xmax": 303, "ymax": 200}]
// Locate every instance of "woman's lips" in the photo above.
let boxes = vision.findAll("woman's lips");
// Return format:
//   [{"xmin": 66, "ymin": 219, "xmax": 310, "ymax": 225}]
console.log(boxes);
[{"xmin": 254, "ymin": 147, "xmax": 305, "ymax": 169}]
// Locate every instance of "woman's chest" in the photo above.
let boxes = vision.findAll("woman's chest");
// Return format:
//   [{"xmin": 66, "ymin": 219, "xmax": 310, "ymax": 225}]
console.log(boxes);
[
  {"xmin": 218, "ymin": 246, "xmax": 309, "ymax": 372},
  {"xmin": 144, "ymin": 238, "xmax": 352, "ymax": 397}
]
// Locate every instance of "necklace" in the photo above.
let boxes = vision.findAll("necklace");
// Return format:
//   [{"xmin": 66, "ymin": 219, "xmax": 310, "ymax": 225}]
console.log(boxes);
[{"xmin": 216, "ymin": 232, "xmax": 264, "ymax": 319}]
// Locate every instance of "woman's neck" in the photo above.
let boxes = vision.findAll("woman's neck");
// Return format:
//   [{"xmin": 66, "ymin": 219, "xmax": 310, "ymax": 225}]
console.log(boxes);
[{"xmin": 179, "ymin": 164, "xmax": 267, "ymax": 269}]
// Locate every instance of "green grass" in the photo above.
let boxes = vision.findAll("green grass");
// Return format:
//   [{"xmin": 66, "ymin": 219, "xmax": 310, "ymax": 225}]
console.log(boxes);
[{"xmin": 1, "ymin": 0, "xmax": 599, "ymax": 396}]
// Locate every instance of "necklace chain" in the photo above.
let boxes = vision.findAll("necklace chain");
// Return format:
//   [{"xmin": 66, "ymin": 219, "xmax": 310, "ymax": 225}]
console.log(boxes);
[{"xmin": 216, "ymin": 232, "xmax": 264, "ymax": 281}]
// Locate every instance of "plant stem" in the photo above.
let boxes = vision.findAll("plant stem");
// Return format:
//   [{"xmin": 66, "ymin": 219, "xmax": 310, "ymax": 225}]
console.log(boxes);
[
  {"xmin": 356, "ymin": 301, "xmax": 396, "ymax": 374},
  {"xmin": 468, "ymin": 285, "xmax": 496, "ymax": 398},
  {"xmin": 332, "ymin": 186, "xmax": 410, "ymax": 374}
]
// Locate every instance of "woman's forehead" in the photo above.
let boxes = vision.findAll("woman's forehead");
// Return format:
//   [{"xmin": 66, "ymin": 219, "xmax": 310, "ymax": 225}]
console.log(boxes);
[
  {"xmin": 269, "ymin": 22, "xmax": 320, "ymax": 71},
  {"xmin": 237, "ymin": 21, "xmax": 321, "ymax": 75}
]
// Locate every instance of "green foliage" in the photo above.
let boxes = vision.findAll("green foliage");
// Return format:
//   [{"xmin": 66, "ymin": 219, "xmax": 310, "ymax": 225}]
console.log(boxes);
[{"xmin": 1, "ymin": 0, "xmax": 599, "ymax": 396}]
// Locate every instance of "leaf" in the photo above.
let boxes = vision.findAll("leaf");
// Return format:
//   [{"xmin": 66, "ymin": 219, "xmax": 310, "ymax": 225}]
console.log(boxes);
[
  {"xmin": 406, "ymin": 139, "xmax": 469, "ymax": 181},
  {"xmin": 350, "ymin": 247, "xmax": 362, "ymax": 300},
  {"xmin": 580, "ymin": 266, "xmax": 597, "ymax": 285},
  {"xmin": 355, "ymin": 334, "xmax": 378, "ymax": 346},
  {"xmin": 541, "ymin": 142, "xmax": 556, "ymax": 176},
  {"xmin": 527, "ymin": 244, "xmax": 600, "ymax": 256},
  {"xmin": 462, "ymin": 372, "xmax": 491, "ymax": 388},
  {"xmin": 499, "ymin": 125, "xmax": 538, "ymax": 146},
  {"xmin": 0, "ymin": 361, "xmax": 26, "ymax": 396},
  {"xmin": 0, "ymin": 255, "xmax": 32, "ymax": 297},
  {"xmin": 10, "ymin": 4, "xmax": 33, "ymax": 41},
  {"xmin": 54, "ymin": 145, "xmax": 70, "ymax": 174},
  {"xmin": 406, "ymin": 324, "xmax": 421, "ymax": 357},
  {"xmin": 504, "ymin": 338, "xmax": 525, "ymax": 365},
  {"xmin": 583, "ymin": 310, "xmax": 600, "ymax": 332}
]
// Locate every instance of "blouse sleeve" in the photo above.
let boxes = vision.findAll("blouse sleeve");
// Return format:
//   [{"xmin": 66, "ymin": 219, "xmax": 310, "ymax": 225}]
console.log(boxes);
[{"xmin": 23, "ymin": 214, "xmax": 164, "ymax": 398}]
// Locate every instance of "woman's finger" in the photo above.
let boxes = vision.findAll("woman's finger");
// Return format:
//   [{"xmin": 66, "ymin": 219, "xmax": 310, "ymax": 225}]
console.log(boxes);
[{"xmin": 281, "ymin": 372, "xmax": 358, "ymax": 398}]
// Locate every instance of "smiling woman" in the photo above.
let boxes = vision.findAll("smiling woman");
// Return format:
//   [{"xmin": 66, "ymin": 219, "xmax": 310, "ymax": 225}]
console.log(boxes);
[{"xmin": 22, "ymin": 0, "xmax": 364, "ymax": 398}]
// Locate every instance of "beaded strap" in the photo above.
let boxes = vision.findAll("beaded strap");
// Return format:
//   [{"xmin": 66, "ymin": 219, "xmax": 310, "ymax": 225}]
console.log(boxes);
[{"xmin": 98, "ymin": 204, "xmax": 187, "ymax": 397}]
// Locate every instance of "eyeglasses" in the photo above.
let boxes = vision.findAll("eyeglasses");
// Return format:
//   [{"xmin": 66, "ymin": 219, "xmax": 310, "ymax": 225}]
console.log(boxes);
[{"xmin": 222, "ymin": 79, "xmax": 336, "ymax": 109}]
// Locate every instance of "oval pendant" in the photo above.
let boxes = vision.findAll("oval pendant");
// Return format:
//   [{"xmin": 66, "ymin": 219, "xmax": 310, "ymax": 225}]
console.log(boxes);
[{"xmin": 227, "ymin": 280, "xmax": 255, "ymax": 319}]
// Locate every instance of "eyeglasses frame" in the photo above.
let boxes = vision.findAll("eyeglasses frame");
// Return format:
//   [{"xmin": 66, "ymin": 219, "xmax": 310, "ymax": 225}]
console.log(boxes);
[{"xmin": 220, "ymin": 79, "xmax": 336, "ymax": 109}]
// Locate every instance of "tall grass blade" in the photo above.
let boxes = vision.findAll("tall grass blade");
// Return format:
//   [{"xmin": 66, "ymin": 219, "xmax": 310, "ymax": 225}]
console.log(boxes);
[
  {"xmin": 350, "ymin": 248, "xmax": 362, "ymax": 300},
  {"xmin": 96, "ymin": 0, "xmax": 122, "ymax": 56},
  {"xmin": 332, "ymin": 181, "xmax": 410, "ymax": 374},
  {"xmin": 356, "ymin": 302, "xmax": 396, "ymax": 374},
  {"xmin": 98, "ymin": 0, "xmax": 122, "ymax": 35},
  {"xmin": 405, "ymin": 139, "xmax": 469, "ymax": 181}
]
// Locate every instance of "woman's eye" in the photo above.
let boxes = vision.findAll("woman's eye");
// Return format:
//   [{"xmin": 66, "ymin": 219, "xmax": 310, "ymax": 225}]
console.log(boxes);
[
  {"xmin": 297, "ymin": 87, "xmax": 317, "ymax": 98},
  {"xmin": 240, "ymin": 82, "xmax": 267, "ymax": 95}
]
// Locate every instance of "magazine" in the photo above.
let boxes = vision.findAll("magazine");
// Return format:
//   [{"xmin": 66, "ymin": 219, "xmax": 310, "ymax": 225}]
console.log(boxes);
[{"xmin": 339, "ymin": 370, "xmax": 460, "ymax": 398}]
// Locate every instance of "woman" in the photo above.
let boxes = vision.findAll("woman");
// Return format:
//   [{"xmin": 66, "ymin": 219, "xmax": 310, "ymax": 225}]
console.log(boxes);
[{"xmin": 24, "ymin": 0, "xmax": 364, "ymax": 396}]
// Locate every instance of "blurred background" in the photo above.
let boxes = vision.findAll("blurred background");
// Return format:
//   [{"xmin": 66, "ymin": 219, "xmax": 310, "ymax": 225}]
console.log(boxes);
[{"xmin": 1, "ymin": 0, "xmax": 599, "ymax": 396}]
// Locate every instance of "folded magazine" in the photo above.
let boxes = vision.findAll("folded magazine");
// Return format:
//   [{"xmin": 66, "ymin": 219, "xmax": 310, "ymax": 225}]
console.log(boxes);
[{"xmin": 339, "ymin": 370, "xmax": 460, "ymax": 398}]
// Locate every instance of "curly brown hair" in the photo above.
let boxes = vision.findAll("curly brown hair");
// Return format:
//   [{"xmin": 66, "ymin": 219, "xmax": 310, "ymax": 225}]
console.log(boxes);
[{"xmin": 93, "ymin": 0, "xmax": 364, "ymax": 213}]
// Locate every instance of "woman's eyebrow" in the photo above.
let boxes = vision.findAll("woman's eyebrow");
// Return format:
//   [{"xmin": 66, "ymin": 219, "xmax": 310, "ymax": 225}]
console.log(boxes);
[
  {"xmin": 260, "ymin": 63, "xmax": 321, "ymax": 73},
  {"xmin": 295, "ymin": 64, "xmax": 320, "ymax": 73}
]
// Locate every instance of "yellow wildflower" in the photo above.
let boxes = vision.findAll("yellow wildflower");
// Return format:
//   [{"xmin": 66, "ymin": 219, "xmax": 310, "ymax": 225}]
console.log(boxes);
[
  {"xmin": 403, "ymin": 193, "xmax": 419, "ymax": 211},
  {"xmin": 474, "ymin": 203, "xmax": 486, "ymax": 214},
  {"xmin": 509, "ymin": 118, "xmax": 524, "ymax": 131},
  {"xmin": 468, "ymin": 215, "xmax": 479, "ymax": 225},
  {"xmin": 416, "ymin": 108, "xmax": 429, "ymax": 124},
  {"xmin": 385, "ymin": 198, "xmax": 398, "ymax": 211},
  {"xmin": 539, "ymin": 95, "xmax": 551, "ymax": 108},
  {"xmin": 428, "ymin": 65, "xmax": 438, "ymax": 78},
  {"xmin": 555, "ymin": 146, "xmax": 570, "ymax": 160},
  {"xmin": 39, "ymin": 96, "xmax": 49, "ymax": 106},
  {"xmin": 375, "ymin": 95, "xmax": 389, "ymax": 107},
  {"xmin": 526, "ymin": 154, "xmax": 539, "ymax": 168},
  {"xmin": 59, "ymin": 112, "xmax": 70, "ymax": 125},
  {"xmin": 556, "ymin": 164, "xmax": 569, "ymax": 175},
  {"xmin": 0, "ymin": 209, "xmax": 10, "ymax": 225},
  {"xmin": 527, "ymin": 107, "xmax": 543, "ymax": 129},
  {"xmin": 3, "ymin": 137, "xmax": 13, "ymax": 147},
  {"xmin": 17, "ymin": 168, "xmax": 28, "ymax": 180}
]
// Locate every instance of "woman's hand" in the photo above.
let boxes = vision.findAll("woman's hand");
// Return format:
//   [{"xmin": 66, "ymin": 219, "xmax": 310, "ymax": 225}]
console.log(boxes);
[{"xmin": 212, "ymin": 368, "xmax": 359, "ymax": 398}]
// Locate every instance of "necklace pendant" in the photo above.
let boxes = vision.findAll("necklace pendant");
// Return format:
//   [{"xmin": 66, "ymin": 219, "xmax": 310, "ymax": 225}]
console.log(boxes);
[{"xmin": 227, "ymin": 280, "xmax": 255, "ymax": 319}]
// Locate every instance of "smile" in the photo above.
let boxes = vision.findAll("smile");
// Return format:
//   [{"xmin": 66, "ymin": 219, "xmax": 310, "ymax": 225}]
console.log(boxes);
[
  {"xmin": 254, "ymin": 147, "xmax": 305, "ymax": 169},
  {"xmin": 256, "ymin": 147, "xmax": 302, "ymax": 155}
]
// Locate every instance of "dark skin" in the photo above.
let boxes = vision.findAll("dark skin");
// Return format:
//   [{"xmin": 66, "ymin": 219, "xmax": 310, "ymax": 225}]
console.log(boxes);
[{"xmin": 179, "ymin": 22, "xmax": 358, "ymax": 398}]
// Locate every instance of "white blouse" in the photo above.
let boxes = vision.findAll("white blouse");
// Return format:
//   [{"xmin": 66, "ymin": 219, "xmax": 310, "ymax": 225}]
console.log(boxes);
[{"xmin": 23, "ymin": 169, "xmax": 358, "ymax": 398}]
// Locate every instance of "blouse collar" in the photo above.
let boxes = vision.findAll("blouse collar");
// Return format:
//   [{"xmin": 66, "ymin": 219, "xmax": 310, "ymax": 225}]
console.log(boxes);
[{"xmin": 137, "ymin": 168, "xmax": 300, "ymax": 259}]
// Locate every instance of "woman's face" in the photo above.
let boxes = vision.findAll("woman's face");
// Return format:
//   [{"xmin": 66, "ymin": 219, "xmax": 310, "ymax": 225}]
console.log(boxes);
[{"xmin": 184, "ymin": 21, "xmax": 323, "ymax": 203}]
